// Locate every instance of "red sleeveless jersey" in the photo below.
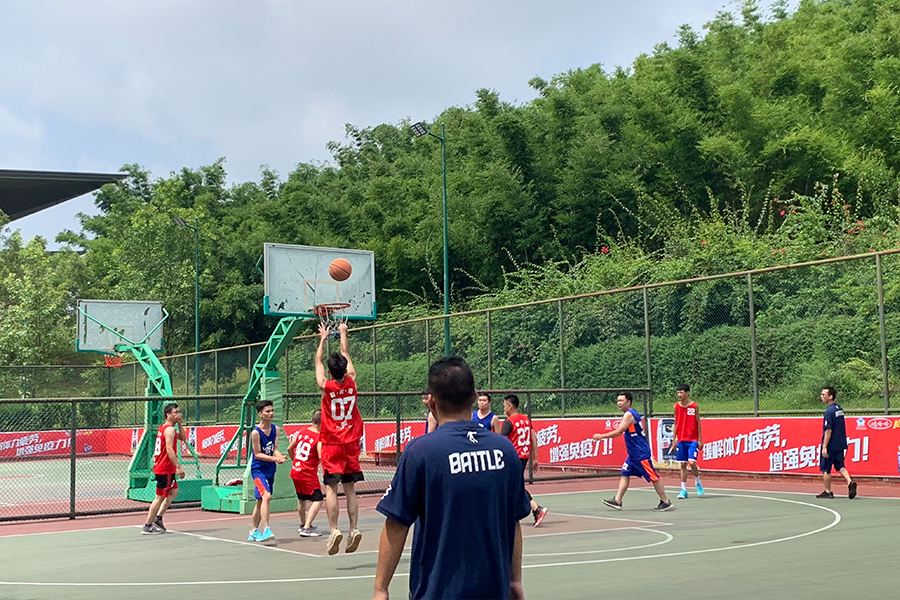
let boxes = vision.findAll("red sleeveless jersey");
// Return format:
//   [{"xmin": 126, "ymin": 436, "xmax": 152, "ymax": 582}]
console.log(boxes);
[
  {"xmin": 674, "ymin": 401, "xmax": 700, "ymax": 442},
  {"xmin": 290, "ymin": 427, "xmax": 320, "ymax": 481},
  {"xmin": 505, "ymin": 413, "xmax": 533, "ymax": 459},
  {"xmin": 153, "ymin": 423, "xmax": 177, "ymax": 475},
  {"xmin": 320, "ymin": 376, "xmax": 363, "ymax": 444}
]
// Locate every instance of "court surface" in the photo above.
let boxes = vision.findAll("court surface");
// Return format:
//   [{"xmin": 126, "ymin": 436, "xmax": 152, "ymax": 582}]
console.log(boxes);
[{"xmin": 1, "ymin": 477, "xmax": 898, "ymax": 600}]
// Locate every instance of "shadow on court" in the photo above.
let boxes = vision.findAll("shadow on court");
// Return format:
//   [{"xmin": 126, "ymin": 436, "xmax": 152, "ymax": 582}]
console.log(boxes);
[{"xmin": 1, "ymin": 478, "xmax": 898, "ymax": 600}]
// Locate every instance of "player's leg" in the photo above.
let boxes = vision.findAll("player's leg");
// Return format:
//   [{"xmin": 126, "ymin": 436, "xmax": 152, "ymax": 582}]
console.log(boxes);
[
  {"xmin": 689, "ymin": 442, "xmax": 703, "ymax": 495},
  {"xmin": 822, "ymin": 471, "xmax": 832, "ymax": 493},
  {"xmin": 304, "ymin": 498, "xmax": 323, "ymax": 531},
  {"xmin": 835, "ymin": 451, "xmax": 856, "ymax": 497},
  {"xmin": 323, "ymin": 481, "xmax": 344, "ymax": 554},
  {"xmin": 143, "ymin": 494, "xmax": 165, "ymax": 533},
  {"xmin": 324, "ymin": 483, "xmax": 341, "ymax": 532}
]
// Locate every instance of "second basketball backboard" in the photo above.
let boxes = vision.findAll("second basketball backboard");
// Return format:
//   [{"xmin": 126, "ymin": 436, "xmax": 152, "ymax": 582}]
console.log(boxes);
[
  {"xmin": 263, "ymin": 243, "xmax": 376, "ymax": 320},
  {"xmin": 76, "ymin": 300, "xmax": 165, "ymax": 354}
]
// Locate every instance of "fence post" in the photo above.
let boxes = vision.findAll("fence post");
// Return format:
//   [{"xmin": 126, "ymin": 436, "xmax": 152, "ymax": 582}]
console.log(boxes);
[
  {"xmin": 558, "ymin": 300, "xmax": 566, "ymax": 392},
  {"xmin": 526, "ymin": 391, "xmax": 533, "ymax": 483},
  {"xmin": 70, "ymin": 400, "xmax": 77, "ymax": 519},
  {"xmin": 487, "ymin": 310, "xmax": 493, "ymax": 390},
  {"xmin": 748, "ymin": 273, "xmax": 760, "ymax": 416},
  {"xmin": 643, "ymin": 287, "xmax": 653, "ymax": 416},
  {"xmin": 372, "ymin": 328, "xmax": 378, "ymax": 393},
  {"xmin": 425, "ymin": 319, "xmax": 431, "ymax": 380},
  {"xmin": 284, "ymin": 346, "xmax": 290, "ymax": 395},
  {"xmin": 877, "ymin": 254, "xmax": 890, "ymax": 414}
]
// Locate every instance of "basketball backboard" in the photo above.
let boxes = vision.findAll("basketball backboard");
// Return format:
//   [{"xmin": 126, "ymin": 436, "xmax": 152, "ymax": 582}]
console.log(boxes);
[
  {"xmin": 76, "ymin": 300, "xmax": 165, "ymax": 354},
  {"xmin": 263, "ymin": 243, "xmax": 376, "ymax": 320}
]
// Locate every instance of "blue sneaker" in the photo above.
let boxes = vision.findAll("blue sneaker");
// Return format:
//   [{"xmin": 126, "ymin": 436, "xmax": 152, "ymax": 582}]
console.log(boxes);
[
  {"xmin": 696, "ymin": 482, "xmax": 705, "ymax": 497},
  {"xmin": 677, "ymin": 489, "xmax": 688, "ymax": 499},
  {"xmin": 248, "ymin": 529, "xmax": 261, "ymax": 542},
  {"xmin": 259, "ymin": 527, "xmax": 275, "ymax": 542}
]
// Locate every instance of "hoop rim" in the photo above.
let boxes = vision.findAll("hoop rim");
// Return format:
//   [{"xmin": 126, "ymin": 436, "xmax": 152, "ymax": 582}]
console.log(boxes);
[{"xmin": 313, "ymin": 302, "xmax": 351, "ymax": 318}]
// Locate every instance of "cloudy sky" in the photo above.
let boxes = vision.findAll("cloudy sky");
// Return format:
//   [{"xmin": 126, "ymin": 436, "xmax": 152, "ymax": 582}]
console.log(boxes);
[{"xmin": 1, "ymin": 0, "xmax": 790, "ymax": 247}]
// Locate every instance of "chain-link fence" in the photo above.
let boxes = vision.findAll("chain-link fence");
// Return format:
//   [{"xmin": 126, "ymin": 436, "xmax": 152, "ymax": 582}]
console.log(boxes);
[
  {"xmin": 0, "ymin": 388, "xmax": 642, "ymax": 521},
  {"xmin": 5, "ymin": 251, "xmax": 900, "ymax": 416}
]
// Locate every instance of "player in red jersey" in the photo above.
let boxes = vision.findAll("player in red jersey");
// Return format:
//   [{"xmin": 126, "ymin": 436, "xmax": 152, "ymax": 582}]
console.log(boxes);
[
  {"xmin": 287, "ymin": 409, "xmax": 324, "ymax": 537},
  {"xmin": 673, "ymin": 384, "xmax": 704, "ymax": 499},
  {"xmin": 142, "ymin": 403, "xmax": 187, "ymax": 534},
  {"xmin": 316, "ymin": 322, "xmax": 364, "ymax": 555},
  {"xmin": 500, "ymin": 394, "xmax": 548, "ymax": 527}
]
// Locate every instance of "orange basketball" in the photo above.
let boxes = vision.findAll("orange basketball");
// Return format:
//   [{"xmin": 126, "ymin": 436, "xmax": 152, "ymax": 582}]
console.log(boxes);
[{"xmin": 329, "ymin": 258, "xmax": 353, "ymax": 281}]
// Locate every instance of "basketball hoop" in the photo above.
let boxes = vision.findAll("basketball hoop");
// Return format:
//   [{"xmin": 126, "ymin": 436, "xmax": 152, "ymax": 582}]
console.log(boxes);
[
  {"xmin": 104, "ymin": 354, "xmax": 123, "ymax": 368},
  {"xmin": 314, "ymin": 303, "xmax": 351, "ymax": 338}
]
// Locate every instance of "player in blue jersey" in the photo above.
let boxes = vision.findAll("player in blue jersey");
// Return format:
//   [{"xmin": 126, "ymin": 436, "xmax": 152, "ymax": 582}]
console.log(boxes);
[
  {"xmin": 817, "ymin": 387, "xmax": 857, "ymax": 499},
  {"xmin": 374, "ymin": 357, "xmax": 531, "ymax": 600},
  {"xmin": 472, "ymin": 392, "xmax": 501, "ymax": 433},
  {"xmin": 593, "ymin": 392, "xmax": 673, "ymax": 512},
  {"xmin": 248, "ymin": 400, "xmax": 287, "ymax": 542}
]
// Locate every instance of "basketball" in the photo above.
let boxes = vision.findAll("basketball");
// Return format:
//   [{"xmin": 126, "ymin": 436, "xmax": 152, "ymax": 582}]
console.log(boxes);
[{"xmin": 329, "ymin": 258, "xmax": 352, "ymax": 281}]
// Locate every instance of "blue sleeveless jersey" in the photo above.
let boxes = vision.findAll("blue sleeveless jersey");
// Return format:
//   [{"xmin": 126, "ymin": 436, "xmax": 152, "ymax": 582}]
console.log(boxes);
[
  {"xmin": 472, "ymin": 410, "xmax": 495, "ymax": 431},
  {"xmin": 623, "ymin": 408, "xmax": 651, "ymax": 461},
  {"xmin": 251, "ymin": 424, "xmax": 278, "ymax": 476}
]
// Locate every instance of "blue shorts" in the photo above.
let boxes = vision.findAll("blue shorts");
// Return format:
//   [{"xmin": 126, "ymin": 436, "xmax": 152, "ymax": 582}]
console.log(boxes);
[
  {"xmin": 252, "ymin": 471, "xmax": 275, "ymax": 499},
  {"xmin": 820, "ymin": 449, "xmax": 846, "ymax": 473},
  {"xmin": 676, "ymin": 441, "xmax": 699, "ymax": 462},
  {"xmin": 621, "ymin": 457, "xmax": 660, "ymax": 483}
]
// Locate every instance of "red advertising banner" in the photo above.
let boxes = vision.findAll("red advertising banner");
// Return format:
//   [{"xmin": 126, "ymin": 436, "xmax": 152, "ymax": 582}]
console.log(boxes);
[
  {"xmin": 650, "ymin": 416, "xmax": 900, "ymax": 477},
  {"xmin": 0, "ymin": 430, "xmax": 103, "ymax": 458},
  {"xmin": 359, "ymin": 417, "xmax": 627, "ymax": 470}
]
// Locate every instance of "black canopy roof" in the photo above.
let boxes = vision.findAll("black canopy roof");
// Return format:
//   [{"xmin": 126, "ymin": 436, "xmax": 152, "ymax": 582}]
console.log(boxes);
[{"xmin": 0, "ymin": 169, "xmax": 125, "ymax": 221}]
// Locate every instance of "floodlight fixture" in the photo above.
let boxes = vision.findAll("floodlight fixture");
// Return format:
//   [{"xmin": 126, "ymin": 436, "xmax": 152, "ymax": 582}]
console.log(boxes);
[
  {"xmin": 172, "ymin": 217, "xmax": 189, "ymax": 228},
  {"xmin": 410, "ymin": 121, "xmax": 429, "ymax": 138}
]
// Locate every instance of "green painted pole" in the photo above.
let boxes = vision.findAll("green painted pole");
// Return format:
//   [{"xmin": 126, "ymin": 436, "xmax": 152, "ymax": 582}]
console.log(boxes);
[{"xmin": 193, "ymin": 218, "xmax": 200, "ymax": 414}]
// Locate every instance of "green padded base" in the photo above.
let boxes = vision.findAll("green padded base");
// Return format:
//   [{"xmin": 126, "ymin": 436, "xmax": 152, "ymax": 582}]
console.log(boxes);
[{"xmin": 126, "ymin": 477, "xmax": 212, "ymax": 503}]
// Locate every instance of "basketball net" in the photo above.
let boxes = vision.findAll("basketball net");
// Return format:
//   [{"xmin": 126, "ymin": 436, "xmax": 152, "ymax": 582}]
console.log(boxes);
[
  {"xmin": 104, "ymin": 354, "xmax": 123, "ymax": 368},
  {"xmin": 313, "ymin": 303, "xmax": 350, "ymax": 339}
]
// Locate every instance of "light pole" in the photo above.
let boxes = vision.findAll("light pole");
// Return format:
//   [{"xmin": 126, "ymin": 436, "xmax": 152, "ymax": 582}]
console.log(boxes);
[
  {"xmin": 411, "ymin": 121, "xmax": 450, "ymax": 356},
  {"xmin": 173, "ymin": 217, "xmax": 201, "ymax": 417}
]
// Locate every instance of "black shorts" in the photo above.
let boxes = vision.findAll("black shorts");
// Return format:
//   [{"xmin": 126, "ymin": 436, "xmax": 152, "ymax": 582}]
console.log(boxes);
[
  {"xmin": 322, "ymin": 470, "xmax": 365, "ymax": 486},
  {"xmin": 520, "ymin": 458, "xmax": 530, "ymax": 472},
  {"xmin": 297, "ymin": 488, "xmax": 325, "ymax": 502},
  {"xmin": 820, "ymin": 448, "xmax": 846, "ymax": 473}
]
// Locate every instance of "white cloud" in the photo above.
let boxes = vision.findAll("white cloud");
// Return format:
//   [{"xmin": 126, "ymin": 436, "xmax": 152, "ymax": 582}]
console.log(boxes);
[{"xmin": 0, "ymin": 0, "xmax": 798, "ymax": 247}]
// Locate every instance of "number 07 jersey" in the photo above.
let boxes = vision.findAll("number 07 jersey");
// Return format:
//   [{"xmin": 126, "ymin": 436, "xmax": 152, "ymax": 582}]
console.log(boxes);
[{"xmin": 320, "ymin": 376, "xmax": 363, "ymax": 444}]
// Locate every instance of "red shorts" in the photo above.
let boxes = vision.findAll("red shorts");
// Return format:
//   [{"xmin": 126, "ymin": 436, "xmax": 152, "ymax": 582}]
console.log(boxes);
[
  {"xmin": 321, "ymin": 442, "xmax": 362, "ymax": 483},
  {"xmin": 291, "ymin": 476, "xmax": 324, "ymax": 500},
  {"xmin": 154, "ymin": 473, "xmax": 178, "ymax": 497}
]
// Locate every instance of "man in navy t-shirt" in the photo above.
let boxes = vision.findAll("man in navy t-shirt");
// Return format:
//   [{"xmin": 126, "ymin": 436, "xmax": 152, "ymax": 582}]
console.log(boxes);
[
  {"xmin": 817, "ymin": 387, "xmax": 857, "ymax": 499},
  {"xmin": 373, "ymin": 357, "xmax": 531, "ymax": 600}
]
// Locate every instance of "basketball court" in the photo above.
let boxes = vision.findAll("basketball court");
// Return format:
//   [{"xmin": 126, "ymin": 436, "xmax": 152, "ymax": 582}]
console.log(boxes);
[{"xmin": 2, "ymin": 476, "xmax": 898, "ymax": 600}]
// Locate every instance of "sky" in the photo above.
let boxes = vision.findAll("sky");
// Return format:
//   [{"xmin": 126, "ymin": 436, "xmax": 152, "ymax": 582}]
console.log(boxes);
[{"xmin": 0, "ymin": 0, "xmax": 788, "ymax": 248}]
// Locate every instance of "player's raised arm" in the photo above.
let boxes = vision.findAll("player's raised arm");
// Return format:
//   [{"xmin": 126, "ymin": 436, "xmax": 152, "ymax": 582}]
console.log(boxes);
[
  {"xmin": 338, "ymin": 323, "xmax": 356, "ymax": 380},
  {"xmin": 315, "ymin": 324, "xmax": 329, "ymax": 390},
  {"xmin": 164, "ymin": 426, "xmax": 185, "ymax": 478},
  {"xmin": 593, "ymin": 411, "xmax": 635, "ymax": 440}
]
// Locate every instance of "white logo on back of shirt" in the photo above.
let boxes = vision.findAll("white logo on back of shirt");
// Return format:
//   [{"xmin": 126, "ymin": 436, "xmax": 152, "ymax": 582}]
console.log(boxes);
[
  {"xmin": 467, "ymin": 431, "xmax": 478, "ymax": 444},
  {"xmin": 449, "ymin": 449, "xmax": 505, "ymax": 474}
]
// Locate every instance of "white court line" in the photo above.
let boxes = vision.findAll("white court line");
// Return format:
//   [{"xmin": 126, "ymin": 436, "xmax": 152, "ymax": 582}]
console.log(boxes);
[
  {"xmin": 521, "ymin": 493, "xmax": 841, "ymax": 570},
  {"xmin": 0, "ymin": 493, "xmax": 842, "ymax": 587},
  {"xmin": 526, "ymin": 527, "xmax": 673, "ymax": 557},
  {"xmin": 174, "ymin": 530, "xmax": 321, "ymax": 558},
  {"xmin": 550, "ymin": 511, "xmax": 671, "ymax": 526}
]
